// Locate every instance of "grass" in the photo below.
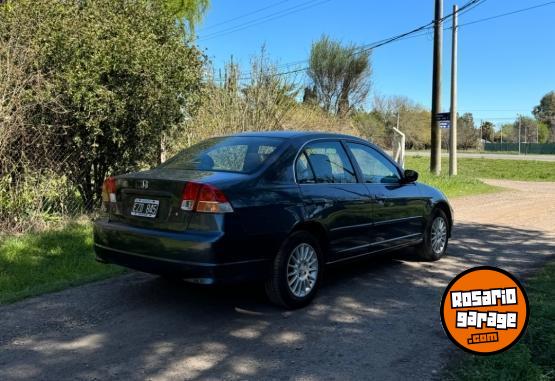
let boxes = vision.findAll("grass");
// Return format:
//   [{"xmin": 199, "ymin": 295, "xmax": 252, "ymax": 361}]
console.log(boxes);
[
  {"xmin": 415, "ymin": 170, "xmax": 500, "ymax": 198},
  {"xmin": 447, "ymin": 260, "xmax": 555, "ymax": 380},
  {"xmin": 404, "ymin": 157, "xmax": 500, "ymax": 198},
  {"xmin": 0, "ymin": 220, "xmax": 124, "ymax": 304},
  {"xmin": 406, "ymin": 157, "xmax": 555, "ymax": 182},
  {"xmin": 405, "ymin": 156, "xmax": 555, "ymax": 198}
]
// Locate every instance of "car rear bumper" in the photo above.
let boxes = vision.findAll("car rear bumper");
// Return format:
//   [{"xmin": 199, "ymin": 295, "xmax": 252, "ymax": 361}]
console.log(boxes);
[{"xmin": 93, "ymin": 220, "xmax": 271, "ymax": 284}]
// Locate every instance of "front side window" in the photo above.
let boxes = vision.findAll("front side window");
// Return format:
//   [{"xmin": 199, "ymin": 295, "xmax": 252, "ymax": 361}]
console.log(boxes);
[
  {"xmin": 160, "ymin": 136, "xmax": 283, "ymax": 173},
  {"xmin": 297, "ymin": 141, "xmax": 356, "ymax": 184},
  {"xmin": 347, "ymin": 142, "xmax": 400, "ymax": 183}
]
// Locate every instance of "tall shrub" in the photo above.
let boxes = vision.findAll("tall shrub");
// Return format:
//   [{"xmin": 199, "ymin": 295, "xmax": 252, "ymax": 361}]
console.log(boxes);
[{"xmin": 0, "ymin": 0, "xmax": 205, "ymax": 210}]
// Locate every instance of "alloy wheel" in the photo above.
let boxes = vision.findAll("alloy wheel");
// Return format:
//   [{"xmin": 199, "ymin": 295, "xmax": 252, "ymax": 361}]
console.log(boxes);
[
  {"xmin": 431, "ymin": 216, "xmax": 448, "ymax": 255},
  {"xmin": 286, "ymin": 243, "xmax": 319, "ymax": 298}
]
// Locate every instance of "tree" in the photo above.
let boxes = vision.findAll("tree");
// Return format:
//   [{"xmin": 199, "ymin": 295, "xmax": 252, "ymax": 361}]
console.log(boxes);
[
  {"xmin": 538, "ymin": 122, "xmax": 550, "ymax": 143},
  {"xmin": 498, "ymin": 123, "xmax": 516, "ymax": 143},
  {"xmin": 164, "ymin": 0, "xmax": 210, "ymax": 31},
  {"xmin": 302, "ymin": 86, "xmax": 318, "ymax": 105},
  {"xmin": 307, "ymin": 35, "xmax": 371, "ymax": 116},
  {"xmin": 0, "ymin": 0, "xmax": 205, "ymax": 209},
  {"xmin": 516, "ymin": 117, "xmax": 543, "ymax": 144},
  {"xmin": 480, "ymin": 121, "xmax": 495, "ymax": 142},
  {"xmin": 533, "ymin": 91, "xmax": 555, "ymax": 142},
  {"xmin": 185, "ymin": 51, "xmax": 299, "ymax": 147},
  {"xmin": 457, "ymin": 113, "xmax": 479, "ymax": 149},
  {"xmin": 354, "ymin": 96, "xmax": 430, "ymax": 149}
]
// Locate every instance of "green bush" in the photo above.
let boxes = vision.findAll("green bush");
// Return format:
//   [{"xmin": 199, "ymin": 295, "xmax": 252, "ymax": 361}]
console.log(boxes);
[
  {"xmin": 0, "ymin": 0, "xmax": 205, "ymax": 212},
  {"xmin": 0, "ymin": 171, "xmax": 84, "ymax": 231}
]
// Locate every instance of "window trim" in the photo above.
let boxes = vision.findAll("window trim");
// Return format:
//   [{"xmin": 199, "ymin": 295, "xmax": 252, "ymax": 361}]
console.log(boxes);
[{"xmin": 293, "ymin": 138, "xmax": 361, "ymax": 185}]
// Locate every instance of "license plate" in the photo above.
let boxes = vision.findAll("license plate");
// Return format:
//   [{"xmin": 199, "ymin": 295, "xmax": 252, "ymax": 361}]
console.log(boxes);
[{"xmin": 131, "ymin": 198, "xmax": 159, "ymax": 218}]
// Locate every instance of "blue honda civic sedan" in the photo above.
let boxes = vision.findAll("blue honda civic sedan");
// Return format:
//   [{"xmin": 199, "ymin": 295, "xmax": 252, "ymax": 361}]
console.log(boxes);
[{"xmin": 94, "ymin": 131, "xmax": 453, "ymax": 308}]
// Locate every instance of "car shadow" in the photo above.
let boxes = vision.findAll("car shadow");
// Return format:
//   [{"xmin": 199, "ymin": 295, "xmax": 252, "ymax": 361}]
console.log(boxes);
[{"xmin": 0, "ymin": 222, "xmax": 553, "ymax": 380}]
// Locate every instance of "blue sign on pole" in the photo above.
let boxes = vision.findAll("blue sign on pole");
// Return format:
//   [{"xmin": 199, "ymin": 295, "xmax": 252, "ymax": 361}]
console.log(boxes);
[
  {"xmin": 434, "ymin": 112, "xmax": 451, "ymax": 121},
  {"xmin": 435, "ymin": 112, "xmax": 451, "ymax": 129}
]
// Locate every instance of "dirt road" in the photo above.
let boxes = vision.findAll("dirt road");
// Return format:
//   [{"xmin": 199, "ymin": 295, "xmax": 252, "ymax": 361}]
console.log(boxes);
[{"xmin": 1, "ymin": 180, "xmax": 554, "ymax": 381}]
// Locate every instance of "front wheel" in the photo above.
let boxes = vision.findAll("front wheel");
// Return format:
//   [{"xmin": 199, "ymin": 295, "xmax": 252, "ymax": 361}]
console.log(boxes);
[
  {"xmin": 265, "ymin": 231, "xmax": 322, "ymax": 309},
  {"xmin": 416, "ymin": 209, "xmax": 449, "ymax": 261}
]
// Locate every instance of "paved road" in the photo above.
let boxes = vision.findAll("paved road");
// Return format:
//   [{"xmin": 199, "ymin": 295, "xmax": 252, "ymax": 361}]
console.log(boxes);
[
  {"xmin": 1, "ymin": 180, "xmax": 554, "ymax": 381},
  {"xmin": 403, "ymin": 150, "xmax": 555, "ymax": 161}
]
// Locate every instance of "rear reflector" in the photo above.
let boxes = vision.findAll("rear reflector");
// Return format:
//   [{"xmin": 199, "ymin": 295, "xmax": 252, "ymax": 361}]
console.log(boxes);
[{"xmin": 181, "ymin": 182, "xmax": 233, "ymax": 213}]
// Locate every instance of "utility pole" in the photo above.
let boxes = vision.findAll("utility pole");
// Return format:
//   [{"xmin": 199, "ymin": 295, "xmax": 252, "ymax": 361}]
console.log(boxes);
[
  {"xmin": 449, "ymin": 4, "xmax": 457, "ymax": 176},
  {"xmin": 518, "ymin": 116, "xmax": 522, "ymax": 155},
  {"xmin": 430, "ymin": 0, "xmax": 443, "ymax": 175}
]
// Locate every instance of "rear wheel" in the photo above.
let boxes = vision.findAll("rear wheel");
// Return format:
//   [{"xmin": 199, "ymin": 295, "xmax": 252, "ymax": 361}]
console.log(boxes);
[
  {"xmin": 416, "ymin": 209, "xmax": 449, "ymax": 261},
  {"xmin": 265, "ymin": 231, "xmax": 322, "ymax": 309}
]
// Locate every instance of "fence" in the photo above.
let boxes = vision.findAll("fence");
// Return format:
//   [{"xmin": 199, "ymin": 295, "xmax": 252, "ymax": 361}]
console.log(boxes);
[
  {"xmin": 484, "ymin": 143, "xmax": 555, "ymax": 155},
  {"xmin": 0, "ymin": 144, "xmax": 96, "ymax": 233}
]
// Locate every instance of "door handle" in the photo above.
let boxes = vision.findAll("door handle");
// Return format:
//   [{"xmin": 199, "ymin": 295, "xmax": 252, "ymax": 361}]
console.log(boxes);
[
  {"xmin": 311, "ymin": 198, "xmax": 329, "ymax": 204},
  {"xmin": 370, "ymin": 193, "xmax": 385, "ymax": 200}
]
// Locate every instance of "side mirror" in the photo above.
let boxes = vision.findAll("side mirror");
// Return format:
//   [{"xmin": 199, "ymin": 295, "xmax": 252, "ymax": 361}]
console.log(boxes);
[{"xmin": 402, "ymin": 169, "xmax": 418, "ymax": 184}]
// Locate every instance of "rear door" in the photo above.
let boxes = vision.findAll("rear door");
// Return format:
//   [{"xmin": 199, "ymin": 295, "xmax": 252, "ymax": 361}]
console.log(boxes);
[
  {"xmin": 345, "ymin": 142, "xmax": 426, "ymax": 250},
  {"xmin": 296, "ymin": 140, "xmax": 374, "ymax": 261}
]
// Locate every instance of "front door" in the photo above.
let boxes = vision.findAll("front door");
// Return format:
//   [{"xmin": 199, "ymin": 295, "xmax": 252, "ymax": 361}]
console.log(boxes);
[{"xmin": 345, "ymin": 142, "xmax": 426, "ymax": 251}]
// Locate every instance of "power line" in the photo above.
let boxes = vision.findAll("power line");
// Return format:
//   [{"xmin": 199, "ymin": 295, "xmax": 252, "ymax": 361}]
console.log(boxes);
[
  {"xmin": 198, "ymin": 0, "xmax": 333, "ymax": 41},
  {"xmin": 456, "ymin": 0, "xmax": 487, "ymax": 17},
  {"xmin": 251, "ymin": 0, "xmax": 555, "ymax": 80},
  {"xmin": 214, "ymin": 0, "xmax": 483, "ymax": 82},
  {"xmin": 199, "ymin": 0, "xmax": 292, "ymax": 32},
  {"xmin": 409, "ymin": 0, "xmax": 555, "ymax": 37},
  {"xmin": 459, "ymin": 0, "xmax": 555, "ymax": 27}
]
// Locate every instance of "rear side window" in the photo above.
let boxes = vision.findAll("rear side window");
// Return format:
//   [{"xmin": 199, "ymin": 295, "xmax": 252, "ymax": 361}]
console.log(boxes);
[
  {"xmin": 160, "ymin": 136, "xmax": 283, "ymax": 173},
  {"xmin": 296, "ymin": 152, "xmax": 315, "ymax": 183},
  {"xmin": 346, "ymin": 142, "xmax": 401, "ymax": 183},
  {"xmin": 297, "ymin": 141, "xmax": 356, "ymax": 184}
]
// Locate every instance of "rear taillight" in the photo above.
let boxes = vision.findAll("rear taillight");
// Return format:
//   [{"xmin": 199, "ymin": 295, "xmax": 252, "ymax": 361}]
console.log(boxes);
[
  {"xmin": 102, "ymin": 176, "xmax": 117, "ymax": 203},
  {"xmin": 181, "ymin": 182, "xmax": 202, "ymax": 211},
  {"xmin": 181, "ymin": 182, "xmax": 233, "ymax": 213}
]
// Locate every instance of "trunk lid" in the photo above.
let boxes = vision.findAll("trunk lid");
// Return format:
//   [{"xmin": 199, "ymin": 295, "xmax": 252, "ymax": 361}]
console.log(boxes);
[{"xmin": 109, "ymin": 168, "xmax": 247, "ymax": 231}]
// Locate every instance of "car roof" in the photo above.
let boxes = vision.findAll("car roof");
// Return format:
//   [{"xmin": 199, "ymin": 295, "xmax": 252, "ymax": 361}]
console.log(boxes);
[{"xmin": 232, "ymin": 130, "xmax": 367, "ymax": 142}]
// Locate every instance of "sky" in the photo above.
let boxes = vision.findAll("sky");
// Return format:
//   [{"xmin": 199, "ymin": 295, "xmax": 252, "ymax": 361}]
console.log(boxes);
[{"xmin": 194, "ymin": 0, "xmax": 555, "ymax": 127}]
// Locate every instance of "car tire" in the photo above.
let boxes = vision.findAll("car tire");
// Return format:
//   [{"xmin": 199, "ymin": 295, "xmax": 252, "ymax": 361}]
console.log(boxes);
[
  {"xmin": 265, "ymin": 231, "xmax": 323, "ymax": 309},
  {"xmin": 416, "ymin": 208, "xmax": 449, "ymax": 261}
]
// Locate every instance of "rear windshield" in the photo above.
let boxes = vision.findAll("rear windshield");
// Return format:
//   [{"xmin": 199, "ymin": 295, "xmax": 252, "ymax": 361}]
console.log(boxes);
[{"xmin": 160, "ymin": 136, "xmax": 284, "ymax": 173}]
